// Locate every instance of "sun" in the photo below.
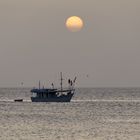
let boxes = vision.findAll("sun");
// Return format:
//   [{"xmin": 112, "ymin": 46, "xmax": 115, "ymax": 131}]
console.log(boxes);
[{"xmin": 66, "ymin": 16, "xmax": 84, "ymax": 32}]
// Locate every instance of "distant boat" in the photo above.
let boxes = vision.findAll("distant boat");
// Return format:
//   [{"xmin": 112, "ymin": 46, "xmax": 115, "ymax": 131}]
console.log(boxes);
[
  {"xmin": 14, "ymin": 99, "xmax": 23, "ymax": 102},
  {"xmin": 30, "ymin": 72, "xmax": 76, "ymax": 102}
]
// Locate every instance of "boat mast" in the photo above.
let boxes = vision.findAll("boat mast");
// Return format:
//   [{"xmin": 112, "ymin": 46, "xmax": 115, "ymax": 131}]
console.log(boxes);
[
  {"xmin": 39, "ymin": 81, "xmax": 40, "ymax": 89},
  {"xmin": 60, "ymin": 72, "xmax": 63, "ymax": 92}
]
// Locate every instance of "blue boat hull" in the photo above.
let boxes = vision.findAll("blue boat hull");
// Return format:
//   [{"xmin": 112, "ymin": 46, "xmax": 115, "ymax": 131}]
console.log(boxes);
[{"xmin": 31, "ymin": 93, "xmax": 74, "ymax": 102}]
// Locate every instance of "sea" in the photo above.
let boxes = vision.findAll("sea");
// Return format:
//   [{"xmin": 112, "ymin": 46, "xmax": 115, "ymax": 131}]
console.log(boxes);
[{"xmin": 0, "ymin": 87, "xmax": 140, "ymax": 140}]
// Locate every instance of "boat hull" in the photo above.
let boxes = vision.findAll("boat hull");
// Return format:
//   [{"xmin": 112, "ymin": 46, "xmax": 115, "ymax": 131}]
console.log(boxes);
[{"xmin": 31, "ymin": 93, "xmax": 74, "ymax": 102}]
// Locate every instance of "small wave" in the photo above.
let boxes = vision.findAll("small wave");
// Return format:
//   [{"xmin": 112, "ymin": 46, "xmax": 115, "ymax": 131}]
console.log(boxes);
[
  {"xmin": 0, "ymin": 99, "xmax": 31, "ymax": 102},
  {"xmin": 72, "ymin": 99, "xmax": 140, "ymax": 102}
]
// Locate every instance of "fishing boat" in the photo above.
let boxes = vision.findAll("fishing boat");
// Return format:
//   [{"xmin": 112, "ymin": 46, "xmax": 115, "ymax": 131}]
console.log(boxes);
[{"xmin": 31, "ymin": 72, "xmax": 76, "ymax": 102}]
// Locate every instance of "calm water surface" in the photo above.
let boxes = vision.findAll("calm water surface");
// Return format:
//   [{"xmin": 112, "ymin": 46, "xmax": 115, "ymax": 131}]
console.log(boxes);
[{"xmin": 0, "ymin": 88, "xmax": 140, "ymax": 140}]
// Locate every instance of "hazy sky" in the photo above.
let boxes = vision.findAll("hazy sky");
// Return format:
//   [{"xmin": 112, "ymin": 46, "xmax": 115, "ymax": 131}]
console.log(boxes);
[{"xmin": 0, "ymin": 0, "xmax": 140, "ymax": 87}]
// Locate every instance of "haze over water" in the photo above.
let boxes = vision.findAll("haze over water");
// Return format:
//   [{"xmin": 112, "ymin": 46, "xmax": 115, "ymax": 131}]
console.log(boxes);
[
  {"xmin": 0, "ymin": 87, "xmax": 140, "ymax": 140},
  {"xmin": 0, "ymin": 0, "xmax": 140, "ymax": 87}
]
